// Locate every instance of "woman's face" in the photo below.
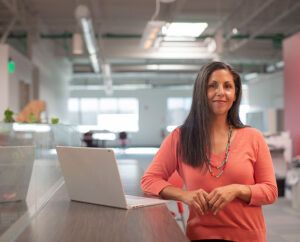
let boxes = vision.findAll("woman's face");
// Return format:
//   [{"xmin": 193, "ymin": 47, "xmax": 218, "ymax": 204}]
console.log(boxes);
[{"xmin": 206, "ymin": 69, "xmax": 236, "ymax": 117}]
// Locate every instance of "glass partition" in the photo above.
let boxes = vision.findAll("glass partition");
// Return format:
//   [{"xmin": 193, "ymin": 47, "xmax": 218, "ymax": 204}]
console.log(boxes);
[{"xmin": 0, "ymin": 123, "xmax": 81, "ymax": 239}]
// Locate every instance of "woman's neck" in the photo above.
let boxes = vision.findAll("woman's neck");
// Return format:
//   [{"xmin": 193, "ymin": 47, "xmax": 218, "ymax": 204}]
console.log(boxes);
[{"xmin": 210, "ymin": 115, "xmax": 229, "ymax": 135}]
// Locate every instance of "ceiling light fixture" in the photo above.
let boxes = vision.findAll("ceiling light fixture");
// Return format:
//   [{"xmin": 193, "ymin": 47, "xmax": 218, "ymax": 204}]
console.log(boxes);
[
  {"xmin": 164, "ymin": 22, "xmax": 208, "ymax": 37},
  {"xmin": 232, "ymin": 28, "xmax": 238, "ymax": 35},
  {"xmin": 163, "ymin": 36, "xmax": 196, "ymax": 42},
  {"xmin": 75, "ymin": 5, "xmax": 100, "ymax": 73},
  {"xmin": 140, "ymin": 21, "xmax": 166, "ymax": 50},
  {"xmin": 102, "ymin": 63, "xmax": 113, "ymax": 95}
]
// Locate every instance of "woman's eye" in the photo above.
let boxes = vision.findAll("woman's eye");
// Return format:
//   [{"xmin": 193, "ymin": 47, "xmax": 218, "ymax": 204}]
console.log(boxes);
[
  {"xmin": 225, "ymin": 84, "xmax": 232, "ymax": 88},
  {"xmin": 208, "ymin": 84, "xmax": 216, "ymax": 88}
]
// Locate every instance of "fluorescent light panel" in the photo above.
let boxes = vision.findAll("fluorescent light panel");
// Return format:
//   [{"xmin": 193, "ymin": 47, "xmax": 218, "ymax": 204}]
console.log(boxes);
[
  {"xmin": 140, "ymin": 21, "xmax": 165, "ymax": 50},
  {"xmin": 80, "ymin": 17, "xmax": 100, "ymax": 73},
  {"xmin": 81, "ymin": 19, "xmax": 97, "ymax": 54},
  {"xmin": 163, "ymin": 22, "xmax": 208, "ymax": 37},
  {"xmin": 163, "ymin": 36, "xmax": 196, "ymax": 42},
  {"xmin": 90, "ymin": 53, "xmax": 100, "ymax": 73}
]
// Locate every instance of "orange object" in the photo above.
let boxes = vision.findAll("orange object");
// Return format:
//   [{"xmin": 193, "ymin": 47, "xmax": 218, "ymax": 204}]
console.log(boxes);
[{"xmin": 16, "ymin": 100, "xmax": 46, "ymax": 123}]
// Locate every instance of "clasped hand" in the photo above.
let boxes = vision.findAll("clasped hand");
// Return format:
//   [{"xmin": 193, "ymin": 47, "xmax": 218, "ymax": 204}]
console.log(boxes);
[{"xmin": 182, "ymin": 185, "xmax": 238, "ymax": 216}]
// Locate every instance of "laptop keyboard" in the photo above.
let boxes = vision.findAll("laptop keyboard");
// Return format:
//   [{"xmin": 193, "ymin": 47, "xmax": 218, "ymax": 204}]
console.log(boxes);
[{"xmin": 125, "ymin": 195, "xmax": 167, "ymax": 207}]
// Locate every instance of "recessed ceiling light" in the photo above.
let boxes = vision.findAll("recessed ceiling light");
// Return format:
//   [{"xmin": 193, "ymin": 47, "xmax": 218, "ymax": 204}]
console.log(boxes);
[
  {"xmin": 164, "ymin": 22, "xmax": 208, "ymax": 37},
  {"xmin": 232, "ymin": 28, "xmax": 238, "ymax": 35}
]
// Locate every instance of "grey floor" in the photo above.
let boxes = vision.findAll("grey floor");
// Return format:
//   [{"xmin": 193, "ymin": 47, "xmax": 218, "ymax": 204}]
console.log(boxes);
[{"xmin": 115, "ymin": 149, "xmax": 300, "ymax": 242}]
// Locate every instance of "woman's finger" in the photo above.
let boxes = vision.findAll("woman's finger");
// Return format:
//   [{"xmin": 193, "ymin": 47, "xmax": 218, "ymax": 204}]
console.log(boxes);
[
  {"xmin": 197, "ymin": 191, "xmax": 209, "ymax": 213},
  {"xmin": 207, "ymin": 191, "xmax": 219, "ymax": 210},
  {"xmin": 193, "ymin": 194, "xmax": 205, "ymax": 215},
  {"xmin": 214, "ymin": 201, "xmax": 226, "ymax": 215},
  {"xmin": 211, "ymin": 197, "xmax": 223, "ymax": 215},
  {"xmin": 192, "ymin": 197, "xmax": 204, "ymax": 215}
]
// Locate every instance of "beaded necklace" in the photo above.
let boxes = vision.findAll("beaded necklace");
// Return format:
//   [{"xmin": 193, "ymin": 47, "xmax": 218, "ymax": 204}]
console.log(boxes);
[{"xmin": 205, "ymin": 125, "xmax": 232, "ymax": 178}]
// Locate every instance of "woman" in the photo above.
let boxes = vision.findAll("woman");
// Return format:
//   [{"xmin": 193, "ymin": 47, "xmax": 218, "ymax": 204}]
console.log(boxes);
[{"xmin": 141, "ymin": 61, "xmax": 277, "ymax": 242}]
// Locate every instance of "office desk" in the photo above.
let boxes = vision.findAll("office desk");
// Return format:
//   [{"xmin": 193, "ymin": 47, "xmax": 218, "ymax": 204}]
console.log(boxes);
[{"xmin": 15, "ymin": 160, "xmax": 189, "ymax": 242}]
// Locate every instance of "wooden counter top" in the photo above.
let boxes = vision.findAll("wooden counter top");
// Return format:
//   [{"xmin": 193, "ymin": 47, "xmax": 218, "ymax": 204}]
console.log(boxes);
[{"xmin": 15, "ymin": 159, "xmax": 189, "ymax": 242}]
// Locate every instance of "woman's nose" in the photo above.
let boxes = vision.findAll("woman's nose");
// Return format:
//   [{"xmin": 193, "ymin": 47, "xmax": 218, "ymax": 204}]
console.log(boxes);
[{"xmin": 216, "ymin": 85, "xmax": 225, "ymax": 95}]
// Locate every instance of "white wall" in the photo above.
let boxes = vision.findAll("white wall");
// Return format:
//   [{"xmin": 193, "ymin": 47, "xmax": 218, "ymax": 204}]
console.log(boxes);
[
  {"xmin": 70, "ymin": 88, "xmax": 193, "ymax": 146},
  {"xmin": 248, "ymin": 71, "xmax": 284, "ymax": 110},
  {"xmin": 0, "ymin": 44, "xmax": 9, "ymax": 120},
  {"xmin": 0, "ymin": 44, "xmax": 33, "ymax": 120},
  {"xmin": 247, "ymin": 71, "xmax": 284, "ymax": 132},
  {"xmin": 32, "ymin": 40, "xmax": 72, "ymax": 123},
  {"xmin": 9, "ymin": 46, "xmax": 33, "ymax": 113},
  {"xmin": 0, "ymin": 40, "xmax": 72, "ymax": 123}
]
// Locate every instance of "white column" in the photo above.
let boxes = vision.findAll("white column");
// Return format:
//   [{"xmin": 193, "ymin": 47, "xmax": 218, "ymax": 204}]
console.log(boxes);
[
  {"xmin": 0, "ymin": 44, "xmax": 9, "ymax": 120},
  {"xmin": 267, "ymin": 109, "xmax": 277, "ymax": 134}
]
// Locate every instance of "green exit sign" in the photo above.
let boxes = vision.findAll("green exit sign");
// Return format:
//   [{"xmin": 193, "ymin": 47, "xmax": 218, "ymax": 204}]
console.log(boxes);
[{"xmin": 8, "ymin": 59, "xmax": 15, "ymax": 73}]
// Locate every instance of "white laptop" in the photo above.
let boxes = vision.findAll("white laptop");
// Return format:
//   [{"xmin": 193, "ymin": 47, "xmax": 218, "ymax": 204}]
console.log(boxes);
[
  {"xmin": 56, "ymin": 146, "xmax": 168, "ymax": 209},
  {"xmin": 0, "ymin": 146, "xmax": 35, "ymax": 203}
]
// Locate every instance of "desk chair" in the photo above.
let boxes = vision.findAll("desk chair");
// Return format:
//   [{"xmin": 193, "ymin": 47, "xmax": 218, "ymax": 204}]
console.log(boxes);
[
  {"xmin": 168, "ymin": 171, "xmax": 186, "ymax": 230},
  {"xmin": 117, "ymin": 131, "xmax": 129, "ymax": 148}
]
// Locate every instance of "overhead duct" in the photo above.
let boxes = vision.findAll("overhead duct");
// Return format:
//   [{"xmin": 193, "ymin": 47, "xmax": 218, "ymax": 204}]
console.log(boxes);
[
  {"xmin": 102, "ymin": 63, "xmax": 113, "ymax": 95},
  {"xmin": 140, "ymin": 0, "xmax": 182, "ymax": 50},
  {"xmin": 140, "ymin": 21, "xmax": 165, "ymax": 50},
  {"xmin": 75, "ymin": 5, "xmax": 101, "ymax": 73}
]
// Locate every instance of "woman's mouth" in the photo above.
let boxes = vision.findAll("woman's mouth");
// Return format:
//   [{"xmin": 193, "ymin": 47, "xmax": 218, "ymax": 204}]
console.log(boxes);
[{"xmin": 213, "ymin": 100, "xmax": 226, "ymax": 104}]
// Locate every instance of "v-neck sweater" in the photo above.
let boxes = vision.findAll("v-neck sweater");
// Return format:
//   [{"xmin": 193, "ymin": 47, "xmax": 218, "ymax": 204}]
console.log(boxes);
[{"xmin": 141, "ymin": 127, "xmax": 277, "ymax": 242}]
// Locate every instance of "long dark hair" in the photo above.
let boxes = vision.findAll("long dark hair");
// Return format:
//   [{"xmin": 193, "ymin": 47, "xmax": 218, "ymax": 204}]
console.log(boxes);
[{"xmin": 177, "ymin": 61, "xmax": 245, "ymax": 168}]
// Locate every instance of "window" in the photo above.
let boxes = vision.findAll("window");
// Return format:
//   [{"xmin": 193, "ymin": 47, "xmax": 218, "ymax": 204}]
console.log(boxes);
[
  {"xmin": 68, "ymin": 97, "xmax": 139, "ymax": 132},
  {"xmin": 98, "ymin": 98, "xmax": 139, "ymax": 132},
  {"xmin": 80, "ymin": 98, "xmax": 98, "ymax": 112},
  {"xmin": 166, "ymin": 97, "xmax": 192, "ymax": 132},
  {"xmin": 68, "ymin": 98, "xmax": 79, "ymax": 112}
]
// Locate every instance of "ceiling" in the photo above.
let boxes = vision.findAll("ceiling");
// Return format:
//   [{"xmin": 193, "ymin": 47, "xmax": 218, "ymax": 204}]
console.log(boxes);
[{"xmin": 1, "ymin": 0, "xmax": 300, "ymax": 88}]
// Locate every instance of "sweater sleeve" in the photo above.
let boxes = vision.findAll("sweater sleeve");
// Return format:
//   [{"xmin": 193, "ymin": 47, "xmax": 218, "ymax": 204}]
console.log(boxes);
[
  {"xmin": 141, "ymin": 129, "xmax": 179, "ymax": 195},
  {"xmin": 248, "ymin": 131, "xmax": 278, "ymax": 206}
]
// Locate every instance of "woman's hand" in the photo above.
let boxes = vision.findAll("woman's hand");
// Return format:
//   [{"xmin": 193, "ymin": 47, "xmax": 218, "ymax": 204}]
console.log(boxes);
[
  {"xmin": 160, "ymin": 184, "xmax": 251, "ymax": 216},
  {"xmin": 206, "ymin": 184, "xmax": 240, "ymax": 215},
  {"xmin": 181, "ymin": 189, "xmax": 210, "ymax": 216}
]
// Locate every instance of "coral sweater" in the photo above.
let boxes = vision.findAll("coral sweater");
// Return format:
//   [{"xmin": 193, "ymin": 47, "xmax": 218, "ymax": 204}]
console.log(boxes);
[{"xmin": 141, "ymin": 127, "xmax": 278, "ymax": 242}]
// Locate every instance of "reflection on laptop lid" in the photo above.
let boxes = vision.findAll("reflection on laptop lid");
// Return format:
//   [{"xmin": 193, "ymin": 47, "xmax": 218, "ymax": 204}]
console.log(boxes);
[
  {"xmin": 56, "ymin": 146, "xmax": 167, "ymax": 209},
  {"xmin": 0, "ymin": 146, "xmax": 35, "ymax": 203}
]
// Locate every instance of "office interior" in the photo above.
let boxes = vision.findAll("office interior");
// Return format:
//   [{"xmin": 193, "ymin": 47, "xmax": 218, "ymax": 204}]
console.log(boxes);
[{"xmin": 0, "ymin": 0, "xmax": 300, "ymax": 241}]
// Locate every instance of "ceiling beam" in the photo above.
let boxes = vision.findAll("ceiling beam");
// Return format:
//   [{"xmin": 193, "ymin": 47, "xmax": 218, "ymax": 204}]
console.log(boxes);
[
  {"xmin": 1, "ymin": 0, "xmax": 18, "ymax": 15},
  {"xmin": 229, "ymin": 0, "xmax": 300, "ymax": 52},
  {"xmin": 212, "ymin": 0, "xmax": 246, "ymax": 35},
  {"xmin": 0, "ymin": 16, "xmax": 16, "ymax": 43},
  {"xmin": 224, "ymin": 0, "xmax": 275, "ymax": 43}
]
